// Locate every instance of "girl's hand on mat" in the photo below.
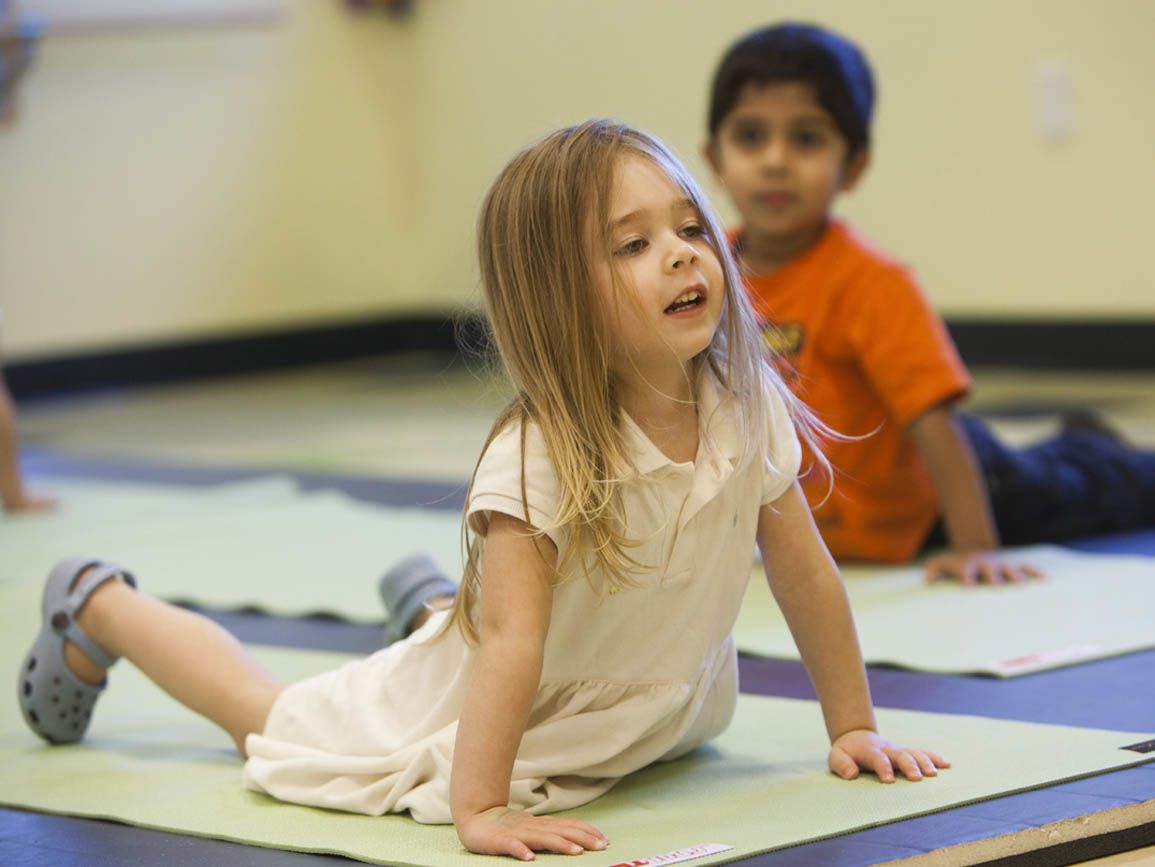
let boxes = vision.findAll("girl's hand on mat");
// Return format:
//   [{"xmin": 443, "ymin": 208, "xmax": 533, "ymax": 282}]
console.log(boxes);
[
  {"xmin": 922, "ymin": 549, "xmax": 1043, "ymax": 586},
  {"xmin": 828, "ymin": 730, "xmax": 950, "ymax": 783},
  {"xmin": 456, "ymin": 806, "xmax": 608, "ymax": 860}
]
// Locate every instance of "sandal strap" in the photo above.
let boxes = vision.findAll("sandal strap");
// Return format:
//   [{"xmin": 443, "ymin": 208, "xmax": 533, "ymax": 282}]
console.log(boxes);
[
  {"xmin": 65, "ymin": 561, "xmax": 137, "ymax": 618},
  {"xmin": 60, "ymin": 561, "xmax": 137, "ymax": 669},
  {"xmin": 62, "ymin": 622, "xmax": 118, "ymax": 669}
]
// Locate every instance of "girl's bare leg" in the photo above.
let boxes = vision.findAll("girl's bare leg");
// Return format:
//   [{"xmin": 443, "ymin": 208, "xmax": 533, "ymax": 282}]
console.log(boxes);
[{"xmin": 65, "ymin": 572, "xmax": 283, "ymax": 754}]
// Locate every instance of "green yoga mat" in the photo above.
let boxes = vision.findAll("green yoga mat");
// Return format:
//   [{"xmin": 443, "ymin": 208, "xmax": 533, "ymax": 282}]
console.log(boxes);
[
  {"xmin": 3, "ymin": 478, "xmax": 464, "ymax": 621},
  {"xmin": 8, "ymin": 479, "xmax": 1155, "ymax": 676},
  {"xmin": 1, "ymin": 614, "xmax": 1151, "ymax": 867},
  {"xmin": 735, "ymin": 544, "xmax": 1155, "ymax": 677},
  {"xmin": 19, "ymin": 362, "xmax": 510, "ymax": 483},
  {"xmin": 0, "ymin": 476, "xmax": 302, "ymax": 582}
]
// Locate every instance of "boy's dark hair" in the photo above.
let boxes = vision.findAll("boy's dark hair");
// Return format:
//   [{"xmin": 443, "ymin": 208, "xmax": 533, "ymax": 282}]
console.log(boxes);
[{"xmin": 707, "ymin": 22, "xmax": 875, "ymax": 157}]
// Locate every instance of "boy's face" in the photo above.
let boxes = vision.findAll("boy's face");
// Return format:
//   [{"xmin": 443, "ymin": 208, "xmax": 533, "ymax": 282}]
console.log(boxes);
[{"xmin": 705, "ymin": 81, "xmax": 867, "ymax": 255}]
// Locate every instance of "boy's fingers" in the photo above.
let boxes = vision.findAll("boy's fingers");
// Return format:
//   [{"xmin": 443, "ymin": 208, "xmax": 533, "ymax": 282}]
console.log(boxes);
[
  {"xmin": 961, "ymin": 562, "xmax": 980, "ymax": 586},
  {"xmin": 978, "ymin": 560, "xmax": 1003, "ymax": 585}
]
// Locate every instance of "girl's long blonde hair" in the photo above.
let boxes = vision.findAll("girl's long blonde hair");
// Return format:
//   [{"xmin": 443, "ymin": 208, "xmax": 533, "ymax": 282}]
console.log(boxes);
[{"xmin": 446, "ymin": 120, "xmax": 828, "ymax": 644}]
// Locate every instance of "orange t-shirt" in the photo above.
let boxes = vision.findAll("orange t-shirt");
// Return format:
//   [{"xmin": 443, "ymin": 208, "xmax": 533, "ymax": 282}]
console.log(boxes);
[{"xmin": 738, "ymin": 220, "xmax": 972, "ymax": 562}]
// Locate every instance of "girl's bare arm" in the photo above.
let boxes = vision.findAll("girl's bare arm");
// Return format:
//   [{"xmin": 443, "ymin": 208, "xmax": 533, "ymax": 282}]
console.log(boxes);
[
  {"xmin": 451, "ymin": 511, "xmax": 606, "ymax": 860},
  {"xmin": 756, "ymin": 484, "xmax": 948, "ymax": 781}
]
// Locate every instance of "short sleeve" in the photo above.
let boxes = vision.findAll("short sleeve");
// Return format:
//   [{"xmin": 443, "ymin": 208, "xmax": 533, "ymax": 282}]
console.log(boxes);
[
  {"xmin": 467, "ymin": 419, "xmax": 564, "ymax": 548},
  {"xmin": 761, "ymin": 381, "xmax": 803, "ymax": 505},
  {"xmin": 844, "ymin": 262, "xmax": 972, "ymax": 426}
]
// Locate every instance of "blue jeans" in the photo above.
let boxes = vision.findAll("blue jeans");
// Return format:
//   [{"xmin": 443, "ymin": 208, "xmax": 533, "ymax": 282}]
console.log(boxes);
[{"xmin": 925, "ymin": 412, "xmax": 1155, "ymax": 548}]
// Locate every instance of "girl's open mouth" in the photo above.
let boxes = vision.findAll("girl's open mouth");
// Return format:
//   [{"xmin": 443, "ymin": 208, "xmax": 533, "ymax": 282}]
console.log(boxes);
[{"xmin": 665, "ymin": 289, "xmax": 705, "ymax": 314}]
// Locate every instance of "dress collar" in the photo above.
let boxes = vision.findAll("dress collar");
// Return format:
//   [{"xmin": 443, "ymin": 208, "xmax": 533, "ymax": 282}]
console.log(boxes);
[{"xmin": 619, "ymin": 365, "xmax": 742, "ymax": 478}]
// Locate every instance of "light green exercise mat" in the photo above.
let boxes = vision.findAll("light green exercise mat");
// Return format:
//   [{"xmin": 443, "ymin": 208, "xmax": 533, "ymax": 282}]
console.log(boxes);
[
  {"xmin": 1, "ymin": 626, "xmax": 1151, "ymax": 867},
  {"xmin": 8, "ymin": 482, "xmax": 1154, "ymax": 677},
  {"xmin": 736, "ymin": 544, "xmax": 1155, "ymax": 677},
  {"xmin": 0, "ymin": 476, "xmax": 301, "ymax": 581},
  {"xmin": 2, "ymin": 479, "xmax": 464, "ymax": 622}
]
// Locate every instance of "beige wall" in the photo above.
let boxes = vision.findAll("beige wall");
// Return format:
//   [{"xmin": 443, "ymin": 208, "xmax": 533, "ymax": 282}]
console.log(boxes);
[{"xmin": 2, "ymin": 0, "xmax": 1153, "ymax": 361}]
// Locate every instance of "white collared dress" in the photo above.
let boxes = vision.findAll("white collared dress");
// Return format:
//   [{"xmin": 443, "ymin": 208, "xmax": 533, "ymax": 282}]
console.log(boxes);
[{"xmin": 242, "ymin": 373, "xmax": 801, "ymax": 823}]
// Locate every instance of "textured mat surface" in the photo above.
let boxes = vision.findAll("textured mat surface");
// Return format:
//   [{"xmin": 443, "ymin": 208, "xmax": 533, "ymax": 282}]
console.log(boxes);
[
  {"xmin": 7, "ymin": 482, "xmax": 1155, "ymax": 677},
  {"xmin": 735, "ymin": 544, "xmax": 1155, "ymax": 677},
  {"xmin": 1, "ymin": 478, "xmax": 463, "ymax": 622},
  {"xmin": 2, "ymin": 585, "xmax": 1152, "ymax": 867}
]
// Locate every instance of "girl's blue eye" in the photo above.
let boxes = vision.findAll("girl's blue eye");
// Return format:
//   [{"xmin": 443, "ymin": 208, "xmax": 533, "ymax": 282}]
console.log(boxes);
[
  {"xmin": 681, "ymin": 224, "xmax": 705, "ymax": 238},
  {"xmin": 616, "ymin": 238, "xmax": 647, "ymax": 256}
]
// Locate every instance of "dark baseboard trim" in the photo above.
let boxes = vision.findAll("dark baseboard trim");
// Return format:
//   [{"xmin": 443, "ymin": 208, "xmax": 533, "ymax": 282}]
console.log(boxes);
[
  {"xmin": 5, "ymin": 315, "xmax": 1153, "ymax": 400},
  {"xmin": 6, "ymin": 313, "xmax": 490, "ymax": 400},
  {"xmin": 947, "ymin": 319, "xmax": 1155, "ymax": 370},
  {"xmin": 984, "ymin": 819, "xmax": 1155, "ymax": 867}
]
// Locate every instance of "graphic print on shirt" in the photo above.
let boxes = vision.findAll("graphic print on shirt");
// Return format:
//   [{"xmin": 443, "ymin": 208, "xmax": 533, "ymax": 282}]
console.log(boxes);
[{"xmin": 761, "ymin": 322, "xmax": 804, "ymax": 385}]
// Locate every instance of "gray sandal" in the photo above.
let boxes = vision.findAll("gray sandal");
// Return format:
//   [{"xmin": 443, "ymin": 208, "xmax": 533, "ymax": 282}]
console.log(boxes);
[
  {"xmin": 18, "ymin": 557, "xmax": 136, "ymax": 744},
  {"xmin": 379, "ymin": 553, "xmax": 456, "ymax": 645}
]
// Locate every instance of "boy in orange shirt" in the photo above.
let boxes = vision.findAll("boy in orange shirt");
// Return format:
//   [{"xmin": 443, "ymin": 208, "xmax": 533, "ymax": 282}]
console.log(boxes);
[{"xmin": 703, "ymin": 22, "xmax": 1155, "ymax": 582}]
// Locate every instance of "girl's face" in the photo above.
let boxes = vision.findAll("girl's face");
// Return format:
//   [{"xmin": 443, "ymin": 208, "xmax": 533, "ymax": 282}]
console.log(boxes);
[{"xmin": 592, "ymin": 155, "xmax": 725, "ymax": 383}]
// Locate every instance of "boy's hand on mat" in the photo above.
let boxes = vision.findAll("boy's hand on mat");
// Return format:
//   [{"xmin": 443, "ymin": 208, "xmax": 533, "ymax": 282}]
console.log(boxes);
[
  {"xmin": 922, "ymin": 549, "xmax": 1043, "ymax": 586},
  {"xmin": 828, "ymin": 730, "xmax": 950, "ymax": 783},
  {"xmin": 456, "ymin": 806, "xmax": 608, "ymax": 860}
]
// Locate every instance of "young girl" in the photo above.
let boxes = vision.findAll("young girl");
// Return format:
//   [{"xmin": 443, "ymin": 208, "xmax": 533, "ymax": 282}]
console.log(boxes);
[{"xmin": 17, "ymin": 120, "xmax": 947, "ymax": 861}]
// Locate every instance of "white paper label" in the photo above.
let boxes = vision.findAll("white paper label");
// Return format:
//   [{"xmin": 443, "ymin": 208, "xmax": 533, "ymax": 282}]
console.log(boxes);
[{"xmin": 608, "ymin": 842, "xmax": 734, "ymax": 867}]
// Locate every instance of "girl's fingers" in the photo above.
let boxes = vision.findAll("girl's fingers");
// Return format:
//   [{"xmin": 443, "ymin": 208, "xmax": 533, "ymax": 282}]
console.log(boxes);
[
  {"xmin": 547, "ymin": 820, "xmax": 607, "ymax": 851},
  {"xmin": 868, "ymin": 750, "xmax": 895, "ymax": 783},
  {"xmin": 498, "ymin": 837, "xmax": 535, "ymax": 861},
  {"xmin": 566, "ymin": 827, "xmax": 608, "ymax": 851},
  {"xmin": 828, "ymin": 746, "xmax": 860, "ymax": 780},
  {"xmin": 910, "ymin": 748, "xmax": 947, "ymax": 771},
  {"xmin": 531, "ymin": 830, "xmax": 591, "ymax": 856},
  {"xmin": 522, "ymin": 819, "xmax": 607, "ymax": 855},
  {"xmin": 887, "ymin": 749, "xmax": 923, "ymax": 781},
  {"xmin": 912, "ymin": 750, "xmax": 940, "ymax": 777}
]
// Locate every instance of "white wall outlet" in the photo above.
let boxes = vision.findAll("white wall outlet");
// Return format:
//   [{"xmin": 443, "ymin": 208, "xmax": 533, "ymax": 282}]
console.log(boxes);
[{"xmin": 1035, "ymin": 61, "xmax": 1074, "ymax": 144}]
